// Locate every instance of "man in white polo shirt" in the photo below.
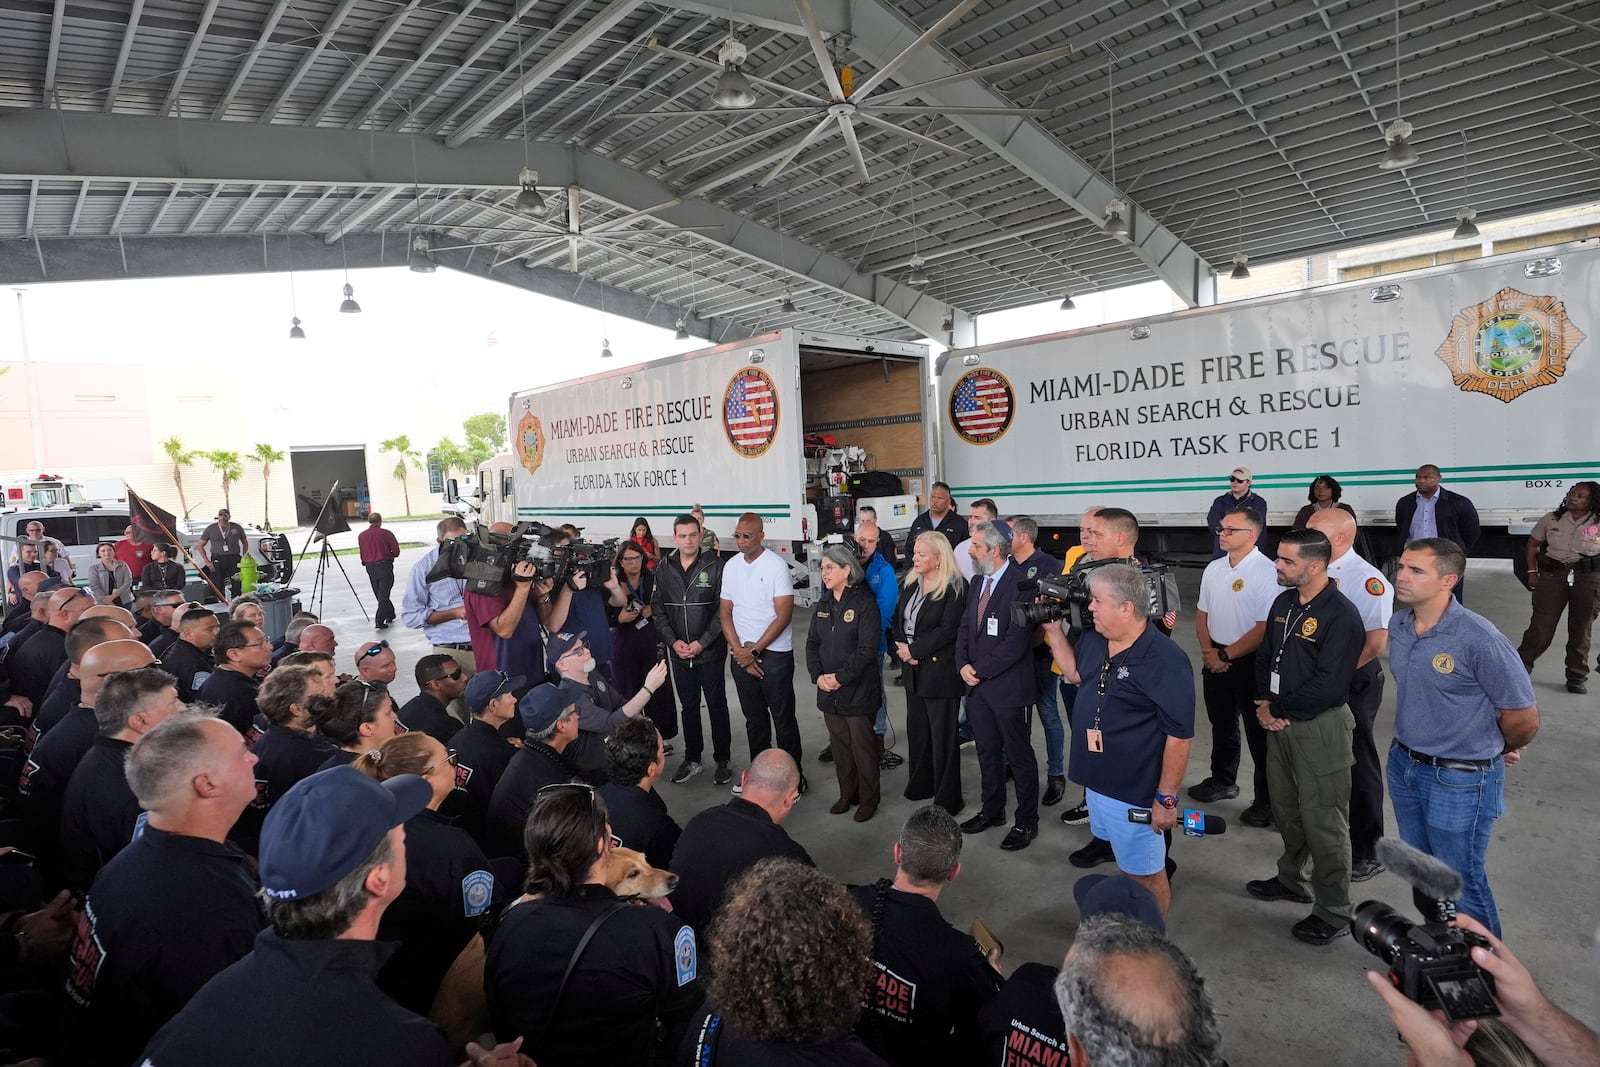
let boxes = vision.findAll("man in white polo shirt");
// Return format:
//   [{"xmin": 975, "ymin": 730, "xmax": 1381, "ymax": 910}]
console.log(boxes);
[
  {"xmin": 719, "ymin": 512, "xmax": 803, "ymax": 792},
  {"xmin": 1188, "ymin": 507, "xmax": 1277, "ymax": 828},
  {"xmin": 1307, "ymin": 507, "xmax": 1394, "ymax": 882}
]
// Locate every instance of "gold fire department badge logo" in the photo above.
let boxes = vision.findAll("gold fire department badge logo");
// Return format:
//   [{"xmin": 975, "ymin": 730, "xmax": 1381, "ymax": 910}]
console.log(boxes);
[
  {"xmin": 1434, "ymin": 288, "xmax": 1585, "ymax": 403},
  {"xmin": 516, "ymin": 409, "xmax": 547, "ymax": 476}
]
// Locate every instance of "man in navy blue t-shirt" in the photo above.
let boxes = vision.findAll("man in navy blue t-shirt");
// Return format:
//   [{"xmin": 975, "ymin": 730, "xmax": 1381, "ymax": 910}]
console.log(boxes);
[{"xmin": 1044, "ymin": 563, "xmax": 1194, "ymax": 917}]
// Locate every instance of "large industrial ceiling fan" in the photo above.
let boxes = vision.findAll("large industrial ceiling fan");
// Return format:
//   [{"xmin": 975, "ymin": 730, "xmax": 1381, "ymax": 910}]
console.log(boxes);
[{"xmin": 619, "ymin": 0, "xmax": 1072, "ymax": 187}]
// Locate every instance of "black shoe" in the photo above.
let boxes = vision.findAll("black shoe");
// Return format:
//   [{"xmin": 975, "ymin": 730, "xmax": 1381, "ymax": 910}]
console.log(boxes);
[
  {"xmin": 798, "ymin": 774, "xmax": 808, "ymax": 796},
  {"xmin": 1165, "ymin": 856, "xmax": 1178, "ymax": 885},
  {"xmin": 961, "ymin": 813, "xmax": 1004, "ymax": 834},
  {"xmin": 1041, "ymin": 775, "xmax": 1067, "ymax": 807},
  {"xmin": 1187, "ymin": 777, "xmax": 1240, "ymax": 803},
  {"xmin": 956, "ymin": 726, "xmax": 975, "ymax": 747},
  {"xmin": 375, "ymin": 621, "xmax": 389, "ymax": 630},
  {"xmin": 818, "ymin": 747, "xmax": 834, "ymax": 763},
  {"xmin": 1292, "ymin": 914, "xmax": 1349, "ymax": 946},
  {"xmin": 1059, "ymin": 802, "xmax": 1089, "ymax": 826},
  {"xmin": 1246, "ymin": 876, "xmax": 1313, "ymax": 903},
  {"xmin": 1068, "ymin": 837, "xmax": 1115, "ymax": 869},
  {"xmin": 1239, "ymin": 803, "xmax": 1273, "ymax": 828},
  {"xmin": 999, "ymin": 826, "xmax": 1038, "ymax": 851},
  {"xmin": 1568, "ymin": 680, "xmax": 1588, "ymax": 694},
  {"xmin": 1351, "ymin": 858, "xmax": 1386, "ymax": 882},
  {"xmin": 712, "ymin": 761, "xmax": 732, "ymax": 786}
]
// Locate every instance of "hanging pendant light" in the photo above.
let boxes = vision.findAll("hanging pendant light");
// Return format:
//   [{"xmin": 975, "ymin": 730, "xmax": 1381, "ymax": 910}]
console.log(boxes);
[
  {"xmin": 780, "ymin": 291, "xmax": 796, "ymax": 313},
  {"xmin": 906, "ymin": 254, "xmax": 930, "ymax": 289},
  {"xmin": 288, "ymin": 316, "xmax": 306, "ymax": 340},
  {"xmin": 1452, "ymin": 131, "xmax": 1479, "ymax": 240},
  {"xmin": 712, "ymin": 38, "xmax": 757, "ymax": 109},
  {"xmin": 674, "ymin": 318, "xmax": 690, "ymax": 341},
  {"xmin": 515, "ymin": 167, "xmax": 547, "ymax": 217},
  {"xmin": 941, "ymin": 308, "xmax": 954, "ymax": 332},
  {"xmin": 339, "ymin": 283, "xmax": 362, "ymax": 314},
  {"xmin": 1229, "ymin": 189, "xmax": 1250, "ymax": 279},
  {"xmin": 601, "ymin": 339, "xmax": 614, "ymax": 359},
  {"xmin": 409, "ymin": 232, "xmax": 437, "ymax": 273},
  {"xmin": 1377, "ymin": 0, "xmax": 1420, "ymax": 170},
  {"xmin": 1102, "ymin": 48, "xmax": 1129, "ymax": 237},
  {"xmin": 1059, "ymin": 292, "xmax": 1077, "ymax": 311}
]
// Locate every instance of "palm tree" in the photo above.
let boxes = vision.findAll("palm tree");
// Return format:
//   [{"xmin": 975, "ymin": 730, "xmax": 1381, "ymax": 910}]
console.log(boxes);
[
  {"xmin": 206, "ymin": 450, "xmax": 244, "ymax": 513},
  {"xmin": 248, "ymin": 443, "xmax": 286, "ymax": 530},
  {"xmin": 380, "ymin": 435, "xmax": 422, "ymax": 516},
  {"xmin": 161, "ymin": 436, "xmax": 196, "ymax": 517}
]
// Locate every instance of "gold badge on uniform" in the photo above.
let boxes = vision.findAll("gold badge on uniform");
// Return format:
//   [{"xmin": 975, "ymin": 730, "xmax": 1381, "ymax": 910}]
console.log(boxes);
[
  {"xmin": 1432, "ymin": 653, "xmax": 1455, "ymax": 674},
  {"xmin": 1434, "ymin": 288, "xmax": 1585, "ymax": 403},
  {"xmin": 843, "ymin": 609, "xmax": 856, "ymax": 623},
  {"xmin": 1300, "ymin": 618, "xmax": 1319, "ymax": 639},
  {"xmin": 1230, "ymin": 578, "xmax": 1244, "ymax": 593}
]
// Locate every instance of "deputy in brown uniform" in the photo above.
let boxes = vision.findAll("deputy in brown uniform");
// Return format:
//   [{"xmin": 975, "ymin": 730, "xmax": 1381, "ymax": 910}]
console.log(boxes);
[{"xmin": 1516, "ymin": 481, "xmax": 1600, "ymax": 694}]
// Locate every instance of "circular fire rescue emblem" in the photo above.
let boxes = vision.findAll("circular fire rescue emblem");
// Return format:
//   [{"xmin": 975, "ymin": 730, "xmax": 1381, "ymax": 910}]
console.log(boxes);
[
  {"xmin": 723, "ymin": 367, "xmax": 780, "ymax": 458},
  {"xmin": 948, "ymin": 368, "xmax": 1014, "ymax": 445},
  {"xmin": 516, "ymin": 410, "xmax": 547, "ymax": 476}
]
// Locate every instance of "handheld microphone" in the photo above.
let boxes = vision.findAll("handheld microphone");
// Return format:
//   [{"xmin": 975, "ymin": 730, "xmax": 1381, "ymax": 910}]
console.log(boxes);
[
  {"xmin": 1127, "ymin": 809, "xmax": 1227, "ymax": 835},
  {"xmin": 1376, "ymin": 837, "xmax": 1464, "ymax": 922}
]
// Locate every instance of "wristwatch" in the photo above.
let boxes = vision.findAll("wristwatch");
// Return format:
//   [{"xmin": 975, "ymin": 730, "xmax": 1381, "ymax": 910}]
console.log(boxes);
[
  {"xmin": 1153, "ymin": 792, "xmax": 1177, "ymax": 809},
  {"xmin": 1216, "ymin": 647, "xmax": 1231, "ymax": 662}
]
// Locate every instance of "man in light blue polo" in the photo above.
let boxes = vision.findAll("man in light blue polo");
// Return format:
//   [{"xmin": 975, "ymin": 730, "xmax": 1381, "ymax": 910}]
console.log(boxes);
[
  {"xmin": 1387, "ymin": 537, "xmax": 1538, "ymax": 937},
  {"xmin": 401, "ymin": 516, "xmax": 475, "ymax": 684}
]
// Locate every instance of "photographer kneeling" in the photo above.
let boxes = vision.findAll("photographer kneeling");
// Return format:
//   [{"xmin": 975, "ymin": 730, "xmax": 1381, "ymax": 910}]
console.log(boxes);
[{"xmin": 1366, "ymin": 911, "xmax": 1599, "ymax": 1067}]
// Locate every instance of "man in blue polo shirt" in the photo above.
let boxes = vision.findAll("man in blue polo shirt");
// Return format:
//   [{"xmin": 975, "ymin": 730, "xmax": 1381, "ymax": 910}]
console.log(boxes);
[
  {"xmin": 1044, "ymin": 563, "xmax": 1194, "ymax": 917},
  {"xmin": 1387, "ymin": 537, "xmax": 1538, "ymax": 937}
]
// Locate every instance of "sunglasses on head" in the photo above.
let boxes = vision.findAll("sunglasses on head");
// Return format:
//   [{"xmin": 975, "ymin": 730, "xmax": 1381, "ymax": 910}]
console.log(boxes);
[
  {"xmin": 359, "ymin": 640, "xmax": 390, "ymax": 660},
  {"xmin": 423, "ymin": 749, "xmax": 459, "ymax": 776},
  {"xmin": 95, "ymin": 659, "xmax": 164, "ymax": 679}
]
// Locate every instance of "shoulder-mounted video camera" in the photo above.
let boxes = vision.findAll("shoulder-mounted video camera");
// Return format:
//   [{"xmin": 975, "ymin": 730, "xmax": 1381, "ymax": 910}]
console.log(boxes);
[
  {"xmin": 427, "ymin": 521, "xmax": 618, "ymax": 596},
  {"xmin": 1011, "ymin": 556, "xmax": 1178, "ymax": 632}
]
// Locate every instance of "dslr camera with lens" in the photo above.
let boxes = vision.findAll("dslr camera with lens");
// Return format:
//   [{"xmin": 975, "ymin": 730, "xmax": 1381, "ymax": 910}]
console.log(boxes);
[{"xmin": 1352, "ymin": 839, "xmax": 1497, "ymax": 1024}]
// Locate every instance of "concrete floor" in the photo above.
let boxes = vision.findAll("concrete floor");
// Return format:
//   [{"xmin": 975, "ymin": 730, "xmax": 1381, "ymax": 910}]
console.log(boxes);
[{"xmin": 297, "ymin": 528, "xmax": 1598, "ymax": 1066}]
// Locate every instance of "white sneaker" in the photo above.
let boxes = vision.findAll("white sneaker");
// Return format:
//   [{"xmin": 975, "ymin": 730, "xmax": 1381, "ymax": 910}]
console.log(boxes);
[{"xmin": 730, "ymin": 782, "xmax": 744, "ymax": 795}]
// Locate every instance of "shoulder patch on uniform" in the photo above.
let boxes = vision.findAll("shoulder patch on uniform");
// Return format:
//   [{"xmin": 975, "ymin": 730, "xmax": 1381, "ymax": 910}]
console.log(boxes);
[
  {"xmin": 191, "ymin": 670, "xmax": 212, "ymax": 691},
  {"xmin": 462, "ymin": 870, "xmax": 494, "ymax": 918},
  {"xmin": 132, "ymin": 812, "xmax": 149, "ymax": 841},
  {"xmin": 674, "ymin": 925, "xmax": 698, "ymax": 986},
  {"xmin": 1365, "ymin": 577, "xmax": 1386, "ymax": 596}
]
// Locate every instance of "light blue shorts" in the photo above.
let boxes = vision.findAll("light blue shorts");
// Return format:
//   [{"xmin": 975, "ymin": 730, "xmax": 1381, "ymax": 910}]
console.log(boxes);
[{"xmin": 1086, "ymin": 788, "xmax": 1166, "ymax": 876}]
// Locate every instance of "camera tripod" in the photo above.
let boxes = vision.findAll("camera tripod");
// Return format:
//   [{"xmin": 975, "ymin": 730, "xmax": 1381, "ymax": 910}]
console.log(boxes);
[{"xmin": 290, "ymin": 481, "xmax": 368, "ymax": 621}]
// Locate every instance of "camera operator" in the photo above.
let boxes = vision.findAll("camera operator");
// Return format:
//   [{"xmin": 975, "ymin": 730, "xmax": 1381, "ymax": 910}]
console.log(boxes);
[
  {"xmin": 542, "ymin": 529, "xmax": 626, "ymax": 680},
  {"xmin": 462, "ymin": 522, "xmax": 555, "ymax": 684},
  {"xmin": 1042, "ymin": 563, "xmax": 1194, "ymax": 918},
  {"xmin": 1365, "ymin": 912, "xmax": 1599, "ymax": 1067},
  {"xmin": 1387, "ymin": 538, "xmax": 1538, "ymax": 937},
  {"xmin": 402, "ymin": 517, "xmax": 476, "ymax": 688}
]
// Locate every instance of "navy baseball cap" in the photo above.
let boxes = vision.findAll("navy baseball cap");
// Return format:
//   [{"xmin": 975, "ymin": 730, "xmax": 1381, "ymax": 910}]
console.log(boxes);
[
  {"xmin": 259, "ymin": 767, "xmax": 430, "ymax": 901},
  {"xmin": 545, "ymin": 629, "xmax": 588, "ymax": 671},
  {"xmin": 518, "ymin": 682, "xmax": 574, "ymax": 733},
  {"xmin": 465, "ymin": 669, "xmax": 524, "ymax": 713},
  {"xmin": 1073, "ymin": 874, "xmax": 1165, "ymax": 934}
]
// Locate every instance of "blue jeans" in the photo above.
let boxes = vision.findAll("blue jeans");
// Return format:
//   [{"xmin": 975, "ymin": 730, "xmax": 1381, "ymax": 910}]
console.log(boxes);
[
  {"xmin": 1386, "ymin": 741, "xmax": 1506, "ymax": 936},
  {"xmin": 1033, "ymin": 656, "xmax": 1064, "ymax": 776}
]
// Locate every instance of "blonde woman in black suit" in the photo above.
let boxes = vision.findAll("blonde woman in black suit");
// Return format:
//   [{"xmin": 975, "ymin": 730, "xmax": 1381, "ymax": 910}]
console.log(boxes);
[{"xmin": 892, "ymin": 532, "xmax": 968, "ymax": 816}]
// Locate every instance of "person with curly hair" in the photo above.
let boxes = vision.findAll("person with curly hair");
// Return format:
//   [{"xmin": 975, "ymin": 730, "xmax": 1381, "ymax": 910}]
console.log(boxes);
[
  {"xmin": 311, "ymin": 680, "xmax": 402, "ymax": 771},
  {"xmin": 678, "ymin": 858, "xmax": 887, "ymax": 1065},
  {"xmin": 1516, "ymin": 480, "xmax": 1600, "ymax": 694},
  {"xmin": 486, "ymin": 783, "xmax": 700, "ymax": 1067},
  {"xmin": 1291, "ymin": 474, "xmax": 1356, "ymax": 529}
]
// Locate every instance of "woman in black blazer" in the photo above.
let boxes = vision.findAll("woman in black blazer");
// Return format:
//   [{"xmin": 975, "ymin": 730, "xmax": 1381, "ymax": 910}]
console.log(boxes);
[
  {"xmin": 807, "ymin": 544, "xmax": 885, "ymax": 822},
  {"xmin": 891, "ymin": 531, "xmax": 969, "ymax": 816}
]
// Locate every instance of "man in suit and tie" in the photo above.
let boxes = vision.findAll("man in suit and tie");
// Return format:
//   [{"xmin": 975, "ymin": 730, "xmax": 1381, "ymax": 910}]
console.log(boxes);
[
  {"xmin": 956, "ymin": 520, "xmax": 1040, "ymax": 851},
  {"xmin": 1394, "ymin": 465, "xmax": 1480, "ymax": 603}
]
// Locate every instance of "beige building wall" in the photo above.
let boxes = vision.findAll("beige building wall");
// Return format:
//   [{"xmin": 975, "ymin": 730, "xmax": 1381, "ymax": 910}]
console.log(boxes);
[{"xmin": 0, "ymin": 359, "xmax": 449, "ymax": 528}]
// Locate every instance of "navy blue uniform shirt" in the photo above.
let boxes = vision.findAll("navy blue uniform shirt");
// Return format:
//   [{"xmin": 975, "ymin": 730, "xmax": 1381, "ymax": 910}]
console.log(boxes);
[
  {"xmin": 669, "ymin": 798, "xmax": 813, "ymax": 936},
  {"xmin": 68, "ymin": 826, "xmax": 263, "ymax": 1066},
  {"xmin": 599, "ymin": 782, "xmax": 682, "ymax": 869},
  {"xmin": 196, "ymin": 668, "xmax": 259, "ymax": 735},
  {"xmin": 1068, "ymin": 627, "xmax": 1196, "ymax": 807},
  {"xmin": 58, "ymin": 736, "xmax": 141, "ymax": 892},
  {"xmin": 398, "ymin": 692, "xmax": 464, "ymax": 746}
]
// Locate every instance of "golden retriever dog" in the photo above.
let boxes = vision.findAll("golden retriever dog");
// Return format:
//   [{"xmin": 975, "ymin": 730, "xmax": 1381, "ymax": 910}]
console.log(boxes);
[{"xmin": 430, "ymin": 847, "xmax": 678, "ymax": 1053}]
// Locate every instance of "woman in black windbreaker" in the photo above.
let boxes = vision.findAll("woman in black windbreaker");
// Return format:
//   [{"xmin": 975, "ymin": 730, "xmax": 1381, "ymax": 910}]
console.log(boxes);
[
  {"xmin": 891, "ymin": 531, "xmax": 968, "ymax": 817},
  {"xmin": 806, "ymin": 545, "xmax": 884, "ymax": 822}
]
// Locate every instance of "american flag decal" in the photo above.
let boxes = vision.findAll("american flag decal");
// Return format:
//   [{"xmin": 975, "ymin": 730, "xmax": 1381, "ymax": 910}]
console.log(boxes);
[
  {"xmin": 949, "ymin": 368, "xmax": 1014, "ymax": 445},
  {"xmin": 723, "ymin": 367, "xmax": 780, "ymax": 458}
]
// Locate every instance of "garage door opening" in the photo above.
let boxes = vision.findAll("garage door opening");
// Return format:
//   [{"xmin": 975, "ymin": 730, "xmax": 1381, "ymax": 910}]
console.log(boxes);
[{"xmin": 289, "ymin": 447, "xmax": 370, "ymax": 526}]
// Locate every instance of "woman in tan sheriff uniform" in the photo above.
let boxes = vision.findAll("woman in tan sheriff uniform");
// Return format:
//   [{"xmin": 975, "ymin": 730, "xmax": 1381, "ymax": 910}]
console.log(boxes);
[{"xmin": 1516, "ymin": 480, "xmax": 1600, "ymax": 694}]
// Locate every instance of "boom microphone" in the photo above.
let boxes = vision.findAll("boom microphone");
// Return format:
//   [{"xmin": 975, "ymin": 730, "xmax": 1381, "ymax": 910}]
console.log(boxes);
[{"xmin": 1376, "ymin": 837, "xmax": 1463, "ymax": 901}]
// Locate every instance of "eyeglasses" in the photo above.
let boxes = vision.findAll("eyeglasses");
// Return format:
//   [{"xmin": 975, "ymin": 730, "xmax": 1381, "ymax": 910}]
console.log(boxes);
[
  {"xmin": 557, "ymin": 645, "xmax": 587, "ymax": 661},
  {"xmin": 423, "ymin": 749, "xmax": 459, "ymax": 776},
  {"xmin": 240, "ymin": 639, "xmax": 272, "ymax": 649},
  {"xmin": 359, "ymin": 640, "xmax": 390, "ymax": 660},
  {"xmin": 1228, "ymin": 477, "xmax": 1247, "ymax": 484},
  {"xmin": 1214, "ymin": 526, "xmax": 1252, "ymax": 535},
  {"xmin": 95, "ymin": 659, "xmax": 163, "ymax": 678}
]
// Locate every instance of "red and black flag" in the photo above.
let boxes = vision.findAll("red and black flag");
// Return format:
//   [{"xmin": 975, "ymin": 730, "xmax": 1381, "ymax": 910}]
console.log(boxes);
[{"xmin": 127, "ymin": 487, "xmax": 179, "ymax": 545}]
